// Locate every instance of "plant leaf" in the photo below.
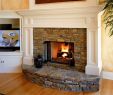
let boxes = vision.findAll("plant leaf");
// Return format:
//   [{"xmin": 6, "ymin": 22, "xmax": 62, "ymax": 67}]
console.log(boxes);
[{"xmin": 103, "ymin": 0, "xmax": 113, "ymax": 37}]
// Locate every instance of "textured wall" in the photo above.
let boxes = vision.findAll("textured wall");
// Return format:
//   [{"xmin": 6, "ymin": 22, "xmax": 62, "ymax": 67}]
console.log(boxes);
[
  {"xmin": 102, "ymin": 16, "xmax": 113, "ymax": 72},
  {"xmin": 33, "ymin": 28, "xmax": 87, "ymax": 72}
]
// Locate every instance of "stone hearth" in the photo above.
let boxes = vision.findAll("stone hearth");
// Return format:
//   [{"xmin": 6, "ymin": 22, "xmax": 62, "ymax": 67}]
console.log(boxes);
[
  {"xmin": 19, "ymin": 6, "xmax": 102, "ymax": 92},
  {"xmin": 15, "ymin": 4, "xmax": 102, "ymax": 92},
  {"xmin": 22, "ymin": 64, "xmax": 100, "ymax": 92},
  {"xmin": 33, "ymin": 28, "xmax": 87, "ymax": 72}
]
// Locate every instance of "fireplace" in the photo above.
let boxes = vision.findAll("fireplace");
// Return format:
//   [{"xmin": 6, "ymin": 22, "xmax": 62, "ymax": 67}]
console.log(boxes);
[
  {"xmin": 33, "ymin": 28, "xmax": 87, "ymax": 72},
  {"xmin": 20, "ymin": 4, "xmax": 101, "ymax": 91},
  {"xmin": 44, "ymin": 41, "xmax": 75, "ymax": 66},
  {"xmin": 20, "ymin": 6, "xmax": 102, "ymax": 75}
]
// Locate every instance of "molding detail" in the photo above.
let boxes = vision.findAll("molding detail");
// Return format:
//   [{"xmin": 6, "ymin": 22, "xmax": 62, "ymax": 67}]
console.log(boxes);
[
  {"xmin": 18, "ymin": 6, "xmax": 101, "ymax": 16},
  {"xmin": 102, "ymin": 71, "xmax": 113, "ymax": 80},
  {"xmin": 19, "ymin": 6, "xmax": 102, "ymax": 76},
  {"xmin": 86, "ymin": 64, "xmax": 101, "ymax": 76},
  {"xmin": 23, "ymin": 56, "xmax": 33, "ymax": 65}
]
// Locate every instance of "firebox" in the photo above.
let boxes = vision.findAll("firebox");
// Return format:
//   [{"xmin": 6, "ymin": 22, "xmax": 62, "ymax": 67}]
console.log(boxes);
[{"xmin": 43, "ymin": 41, "xmax": 75, "ymax": 66}]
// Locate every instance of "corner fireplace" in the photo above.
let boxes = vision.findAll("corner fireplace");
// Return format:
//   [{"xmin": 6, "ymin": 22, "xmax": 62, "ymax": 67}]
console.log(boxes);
[
  {"xmin": 21, "ymin": 6, "xmax": 102, "ymax": 75},
  {"xmin": 44, "ymin": 41, "xmax": 75, "ymax": 66}
]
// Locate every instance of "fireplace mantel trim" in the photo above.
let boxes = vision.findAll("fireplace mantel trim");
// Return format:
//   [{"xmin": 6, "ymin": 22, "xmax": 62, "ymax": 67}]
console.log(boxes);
[{"xmin": 19, "ymin": 6, "xmax": 102, "ymax": 76}]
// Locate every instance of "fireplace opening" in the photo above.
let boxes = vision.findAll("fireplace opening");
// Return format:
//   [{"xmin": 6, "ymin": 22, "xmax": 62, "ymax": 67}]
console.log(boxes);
[{"xmin": 44, "ymin": 41, "xmax": 75, "ymax": 66}]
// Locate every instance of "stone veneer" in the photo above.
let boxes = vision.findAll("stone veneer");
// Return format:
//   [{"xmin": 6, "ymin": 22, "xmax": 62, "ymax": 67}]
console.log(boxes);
[
  {"xmin": 22, "ymin": 64, "xmax": 100, "ymax": 92},
  {"xmin": 33, "ymin": 28, "xmax": 87, "ymax": 72}
]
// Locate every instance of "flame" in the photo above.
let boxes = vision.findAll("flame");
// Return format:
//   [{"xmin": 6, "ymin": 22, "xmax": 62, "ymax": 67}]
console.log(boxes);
[
  {"xmin": 62, "ymin": 53, "xmax": 68, "ymax": 58},
  {"xmin": 61, "ymin": 43, "xmax": 69, "ymax": 52}
]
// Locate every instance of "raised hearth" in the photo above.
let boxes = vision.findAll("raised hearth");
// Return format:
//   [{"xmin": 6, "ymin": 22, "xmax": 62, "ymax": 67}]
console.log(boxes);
[{"xmin": 22, "ymin": 64, "xmax": 100, "ymax": 92}]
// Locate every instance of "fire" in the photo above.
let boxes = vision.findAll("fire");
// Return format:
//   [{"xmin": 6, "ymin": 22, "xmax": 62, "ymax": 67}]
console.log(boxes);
[
  {"xmin": 61, "ymin": 43, "xmax": 69, "ymax": 52},
  {"xmin": 61, "ymin": 43, "xmax": 69, "ymax": 58},
  {"xmin": 62, "ymin": 53, "xmax": 68, "ymax": 58}
]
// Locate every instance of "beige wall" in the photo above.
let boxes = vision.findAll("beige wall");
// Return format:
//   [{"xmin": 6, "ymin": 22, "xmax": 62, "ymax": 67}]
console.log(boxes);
[
  {"xmin": 102, "ymin": 15, "xmax": 113, "ymax": 72},
  {"xmin": 0, "ymin": 0, "xmax": 1, "ymax": 10},
  {"xmin": 1, "ymin": 0, "xmax": 29, "ymax": 10},
  {"xmin": 0, "ymin": 18, "xmax": 19, "ymax": 28}
]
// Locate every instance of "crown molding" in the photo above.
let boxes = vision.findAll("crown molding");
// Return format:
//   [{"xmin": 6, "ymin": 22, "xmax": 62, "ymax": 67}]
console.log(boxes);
[{"xmin": 17, "ymin": 6, "xmax": 102, "ymax": 16}]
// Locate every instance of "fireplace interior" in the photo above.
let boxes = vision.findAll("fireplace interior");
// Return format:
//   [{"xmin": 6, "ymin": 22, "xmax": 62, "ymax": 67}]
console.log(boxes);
[{"xmin": 44, "ymin": 41, "xmax": 75, "ymax": 66}]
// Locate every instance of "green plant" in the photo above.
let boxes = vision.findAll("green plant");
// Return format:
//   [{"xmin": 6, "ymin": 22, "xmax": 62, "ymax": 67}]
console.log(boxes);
[{"xmin": 103, "ymin": 0, "xmax": 113, "ymax": 36}]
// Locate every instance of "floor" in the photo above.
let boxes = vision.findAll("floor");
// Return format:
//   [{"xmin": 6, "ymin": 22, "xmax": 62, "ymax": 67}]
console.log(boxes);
[{"xmin": 0, "ymin": 73, "xmax": 112, "ymax": 95}]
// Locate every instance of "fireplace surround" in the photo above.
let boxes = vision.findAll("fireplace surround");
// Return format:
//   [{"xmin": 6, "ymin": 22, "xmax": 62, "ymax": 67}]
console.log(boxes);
[
  {"xmin": 33, "ymin": 28, "xmax": 87, "ymax": 72},
  {"xmin": 19, "ymin": 5, "xmax": 102, "ymax": 76}
]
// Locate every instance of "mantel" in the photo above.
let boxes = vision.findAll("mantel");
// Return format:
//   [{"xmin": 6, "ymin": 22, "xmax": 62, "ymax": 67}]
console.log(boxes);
[
  {"xmin": 19, "ymin": 4, "xmax": 102, "ymax": 76},
  {"xmin": 18, "ymin": 6, "xmax": 102, "ymax": 16},
  {"xmin": 17, "ymin": 6, "xmax": 102, "ymax": 29}
]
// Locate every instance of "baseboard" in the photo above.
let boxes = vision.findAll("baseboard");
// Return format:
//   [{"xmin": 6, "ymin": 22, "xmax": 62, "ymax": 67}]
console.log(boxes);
[
  {"xmin": 85, "ymin": 64, "xmax": 101, "ymax": 76},
  {"xmin": 102, "ymin": 71, "xmax": 113, "ymax": 80}
]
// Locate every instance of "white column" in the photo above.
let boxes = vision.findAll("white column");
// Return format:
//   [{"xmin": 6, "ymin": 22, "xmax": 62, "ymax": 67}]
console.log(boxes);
[
  {"xmin": 85, "ymin": 17, "xmax": 102, "ymax": 76},
  {"xmin": 22, "ymin": 16, "xmax": 34, "ymax": 65},
  {"xmin": 22, "ymin": 27, "xmax": 33, "ymax": 65},
  {"xmin": 97, "ymin": 12, "xmax": 103, "ymax": 74}
]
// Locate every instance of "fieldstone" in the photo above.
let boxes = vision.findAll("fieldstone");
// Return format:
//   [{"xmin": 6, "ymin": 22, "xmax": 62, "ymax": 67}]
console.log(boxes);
[
  {"xmin": 33, "ymin": 28, "xmax": 87, "ymax": 72},
  {"xmin": 22, "ymin": 64, "xmax": 100, "ymax": 92}
]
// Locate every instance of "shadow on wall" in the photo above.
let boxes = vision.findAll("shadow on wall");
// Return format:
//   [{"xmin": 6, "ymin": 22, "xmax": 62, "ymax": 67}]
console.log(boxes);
[{"xmin": 102, "ymin": 15, "xmax": 113, "ymax": 72}]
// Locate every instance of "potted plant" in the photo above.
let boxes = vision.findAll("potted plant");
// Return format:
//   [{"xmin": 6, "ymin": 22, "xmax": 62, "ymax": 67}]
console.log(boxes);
[{"xmin": 103, "ymin": 0, "xmax": 113, "ymax": 36}]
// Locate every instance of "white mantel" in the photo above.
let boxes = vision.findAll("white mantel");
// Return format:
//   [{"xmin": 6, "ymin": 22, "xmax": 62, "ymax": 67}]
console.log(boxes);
[{"xmin": 18, "ymin": 4, "xmax": 102, "ymax": 76}]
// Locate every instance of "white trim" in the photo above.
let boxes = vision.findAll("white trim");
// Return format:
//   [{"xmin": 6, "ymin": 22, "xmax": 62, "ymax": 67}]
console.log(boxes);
[
  {"xmin": 23, "ymin": 56, "xmax": 33, "ymax": 65},
  {"xmin": 18, "ymin": 6, "xmax": 101, "ymax": 16},
  {"xmin": 0, "ymin": 52, "xmax": 23, "ymax": 56},
  {"xmin": 86, "ymin": 64, "xmax": 100, "ymax": 75},
  {"xmin": 102, "ymin": 71, "xmax": 113, "ymax": 80},
  {"xmin": 0, "ymin": 11, "xmax": 21, "ymax": 18},
  {"xmin": 30, "ymin": 28, "xmax": 33, "ymax": 57},
  {"xmin": 18, "ymin": 5, "xmax": 102, "ymax": 76}
]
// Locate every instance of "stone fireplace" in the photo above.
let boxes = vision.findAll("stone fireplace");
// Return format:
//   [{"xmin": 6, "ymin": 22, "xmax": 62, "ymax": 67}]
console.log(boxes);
[
  {"xmin": 19, "ymin": 5, "xmax": 102, "ymax": 76},
  {"xmin": 16, "ymin": 2, "xmax": 103, "ymax": 92},
  {"xmin": 33, "ymin": 28, "xmax": 87, "ymax": 72}
]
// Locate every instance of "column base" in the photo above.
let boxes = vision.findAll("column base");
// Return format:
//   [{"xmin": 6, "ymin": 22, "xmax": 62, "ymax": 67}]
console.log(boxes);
[
  {"xmin": 85, "ymin": 64, "xmax": 101, "ymax": 76},
  {"xmin": 23, "ymin": 56, "xmax": 33, "ymax": 65}
]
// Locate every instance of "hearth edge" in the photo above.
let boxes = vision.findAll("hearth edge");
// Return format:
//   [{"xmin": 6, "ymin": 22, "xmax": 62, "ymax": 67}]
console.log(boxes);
[{"xmin": 22, "ymin": 64, "xmax": 100, "ymax": 92}]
